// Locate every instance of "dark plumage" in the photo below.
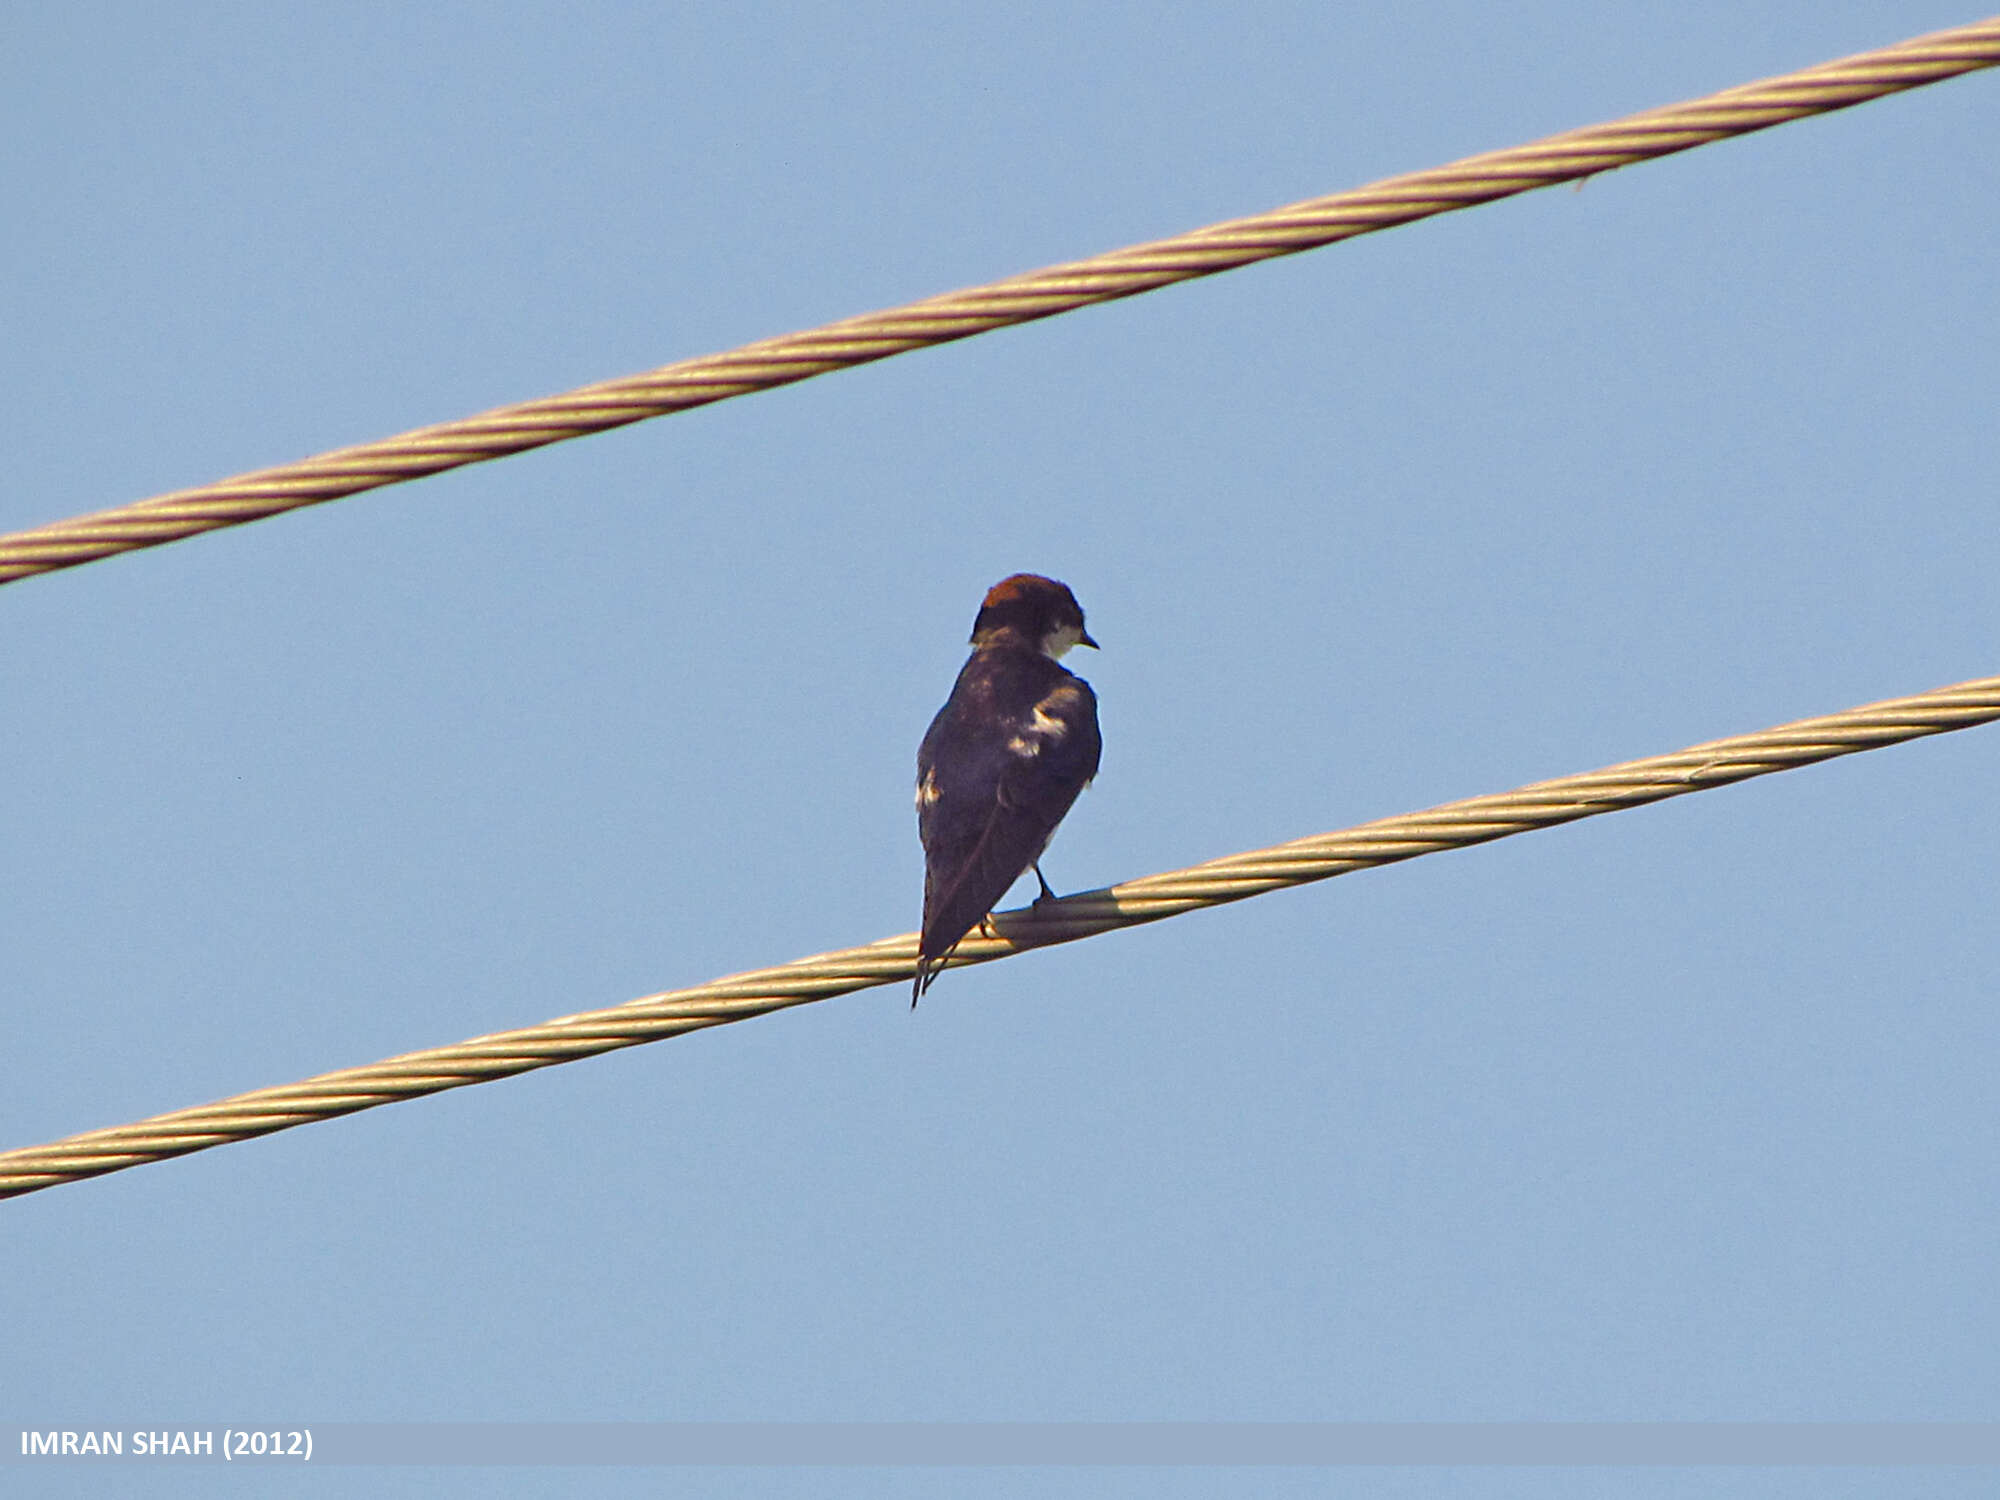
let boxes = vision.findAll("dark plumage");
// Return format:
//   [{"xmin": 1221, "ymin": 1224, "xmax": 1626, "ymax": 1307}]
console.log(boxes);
[{"xmin": 914, "ymin": 574, "xmax": 1102, "ymax": 1004}]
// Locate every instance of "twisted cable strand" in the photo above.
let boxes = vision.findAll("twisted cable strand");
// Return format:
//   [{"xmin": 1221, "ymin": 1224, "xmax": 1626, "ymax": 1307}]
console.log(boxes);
[
  {"xmin": 4, "ymin": 18, "xmax": 1996, "ymax": 585},
  {"xmin": 5, "ymin": 671, "xmax": 1995, "ymax": 1199}
]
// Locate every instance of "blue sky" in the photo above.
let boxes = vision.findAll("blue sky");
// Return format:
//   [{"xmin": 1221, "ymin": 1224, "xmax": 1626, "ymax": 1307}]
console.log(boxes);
[{"xmin": 3, "ymin": 3, "xmax": 1996, "ymax": 1495}]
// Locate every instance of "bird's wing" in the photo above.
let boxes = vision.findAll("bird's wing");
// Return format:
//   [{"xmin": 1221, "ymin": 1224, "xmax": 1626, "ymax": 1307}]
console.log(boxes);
[{"xmin": 919, "ymin": 677, "xmax": 1100, "ymax": 972}]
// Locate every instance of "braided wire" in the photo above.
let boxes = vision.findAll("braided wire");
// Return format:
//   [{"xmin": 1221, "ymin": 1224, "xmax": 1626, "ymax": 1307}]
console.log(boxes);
[
  {"xmin": 4, "ymin": 17, "xmax": 1997, "ymax": 585},
  {"xmin": 5, "ymin": 671, "xmax": 1996, "ymax": 1200}
]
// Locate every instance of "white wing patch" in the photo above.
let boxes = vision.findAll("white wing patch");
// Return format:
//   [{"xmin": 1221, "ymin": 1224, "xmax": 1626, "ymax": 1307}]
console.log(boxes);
[
  {"xmin": 916, "ymin": 769, "xmax": 942, "ymax": 808},
  {"xmin": 1008, "ymin": 690, "xmax": 1076, "ymax": 758}
]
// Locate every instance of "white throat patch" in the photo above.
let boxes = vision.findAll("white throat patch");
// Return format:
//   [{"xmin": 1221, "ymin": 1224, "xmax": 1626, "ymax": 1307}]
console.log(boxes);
[{"xmin": 1040, "ymin": 623, "xmax": 1085, "ymax": 659}]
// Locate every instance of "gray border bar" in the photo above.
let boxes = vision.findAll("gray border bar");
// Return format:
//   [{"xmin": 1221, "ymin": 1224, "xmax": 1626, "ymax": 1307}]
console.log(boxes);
[{"xmin": 10, "ymin": 1424, "xmax": 2000, "ymax": 1466}]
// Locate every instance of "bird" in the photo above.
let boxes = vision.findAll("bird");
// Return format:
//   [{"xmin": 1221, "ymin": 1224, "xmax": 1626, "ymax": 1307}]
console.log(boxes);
[{"xmin": 913, "ymin": 573, "xmax": 1102, "ymax": 1005}]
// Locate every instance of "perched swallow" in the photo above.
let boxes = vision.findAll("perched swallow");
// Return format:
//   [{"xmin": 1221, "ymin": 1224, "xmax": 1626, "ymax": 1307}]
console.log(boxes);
[{"xmin": 913, "ymin": 573, "xmax": 1102, "ymax": 1004}]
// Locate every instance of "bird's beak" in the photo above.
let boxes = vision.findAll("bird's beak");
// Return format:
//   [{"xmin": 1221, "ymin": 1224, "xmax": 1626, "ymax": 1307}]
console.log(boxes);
[{"xmin": 1079, "ymin": 629, "xmax": 1100, "ymax": 650}]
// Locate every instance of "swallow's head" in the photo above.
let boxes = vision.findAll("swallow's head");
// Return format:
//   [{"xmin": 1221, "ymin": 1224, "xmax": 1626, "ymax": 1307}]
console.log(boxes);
[{"xmin": 970, "ymin": 573, "xmax": 1099, "ymax": 658}]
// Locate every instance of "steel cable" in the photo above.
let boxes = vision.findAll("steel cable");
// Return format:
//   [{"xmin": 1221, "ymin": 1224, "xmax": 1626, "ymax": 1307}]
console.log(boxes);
[
  {"xmin": 2, "ymin": 17, "xmax": 1996, "ymax": 585},
  {"xmin": 4, "ymin": 671, "xmax": 1995, "ymax": 1199}
]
